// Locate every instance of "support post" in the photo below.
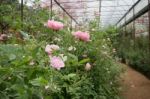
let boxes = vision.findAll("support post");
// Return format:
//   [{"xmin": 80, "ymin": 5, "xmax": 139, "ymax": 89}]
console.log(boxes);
[
  {"xmin": 124, "ymin": 16, "xmax": 127, "ymax": 36},
  {"xmin": 21, "ymin": 0, "xmax": 23, "ymax": 28},
  {"xmin": 148, "ymin": 0, "xmax": 150, "ymax": 57},
  {"xmin": 71, "ymin": 19, "xmax": 72, "ymax": 31},
  {"xmin": 133, "ymin": 7, "xmax": 136, "ymax": 47},
  {"xmin": 50, "ymin": 0, "xmax": 53, "ymax": 19},
  {"xmin": 99, "ymin": 0, "xmax": 102, "ymax": 28}
]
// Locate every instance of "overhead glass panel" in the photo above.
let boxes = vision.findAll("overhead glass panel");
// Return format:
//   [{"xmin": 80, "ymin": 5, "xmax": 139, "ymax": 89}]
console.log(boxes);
[
  {"xmin": 126, "ymin": 9, "xmax": 133, "ymax": 21},
  {"xmin": 20, "ymin": 0, "xmax": 145, "ymax": 27},
  {"xmin": 134, "ymin": 0, "xmax": 148, "ymax": 14},
  {"xmin": 100, "ymin": 0, "xmax": 138, "ymax": 27}
]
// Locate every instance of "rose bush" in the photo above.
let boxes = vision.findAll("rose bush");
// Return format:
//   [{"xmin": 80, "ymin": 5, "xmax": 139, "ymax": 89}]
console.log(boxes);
[{"xmin": 0, "ymin": 1, "xmax": 121, "ymax": 99}]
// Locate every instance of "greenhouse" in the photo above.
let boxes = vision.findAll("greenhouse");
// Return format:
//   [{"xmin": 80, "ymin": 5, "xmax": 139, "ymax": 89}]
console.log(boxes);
[{"xmin": 0, "ymin": 0, "xmax": 150, "ymax": 99}]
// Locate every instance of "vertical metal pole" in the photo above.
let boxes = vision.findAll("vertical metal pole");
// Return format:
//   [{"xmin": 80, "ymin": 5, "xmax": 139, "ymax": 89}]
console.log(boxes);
[
  {"xmin": 148, "ymin": 0, "xmax": 150, "ymax": 57},
  {"xmin": 21, "ymin": 0, "xmax": 23, "ymax": 28},
  {"xmin": 124, "ymin": 16, "xmax": 127, "ymax": 36},
  {"xmin": 133, "ymin": 7, "xmax": 136, "ymax": 47},
  {"xmin": 71, "ymin": 19, "xmax": 72, "ymax": 31},
  {"xmin": 50, "ymin": 0, "xmax": 53, "ymax": 19},
  {"xmin": 99, "ymin": 0, "xmax": 102, "ymax": 28}
]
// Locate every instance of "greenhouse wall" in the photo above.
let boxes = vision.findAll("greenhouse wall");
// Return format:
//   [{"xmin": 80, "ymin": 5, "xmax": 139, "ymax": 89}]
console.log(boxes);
[{"xmin": 116, "ymin": 0, "xmax": 150, "ymax": 79}]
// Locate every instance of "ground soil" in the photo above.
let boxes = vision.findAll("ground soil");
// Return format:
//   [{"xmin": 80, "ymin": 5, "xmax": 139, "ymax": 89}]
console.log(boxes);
[{"xmin": 120, "ymin": 64, "xmax": 150, "ymax": 99}]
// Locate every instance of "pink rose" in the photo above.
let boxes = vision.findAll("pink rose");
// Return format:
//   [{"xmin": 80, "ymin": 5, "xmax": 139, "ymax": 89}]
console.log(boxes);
[
  {"xmin": 50, "ymin": 56, "xmax": 65, "ymax": 70},
  {"xmin": 46, "ymin": 20, "xmax": 64, "ymax": 31},
  {"xmin": 45, "ymin": 44, "xmax": 60, "ymax": 56},
  {"xmin": 0, "ymin": 34, "xmax": 8, "ymax": 41},
  {"xmin": 73, "ymin": 31, "xmax": 90, "ymax": 42}
]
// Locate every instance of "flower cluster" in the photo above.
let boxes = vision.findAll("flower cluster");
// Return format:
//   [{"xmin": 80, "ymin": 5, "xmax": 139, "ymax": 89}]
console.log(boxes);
[
  {"xmin": 72, "ymin": 31, "xmax": 90, "ymax": 42},
  {"xmin": 46, "ymin": 20, "xmax": 64, "ymax": 31},
  {"xmin": 45, "ymin": 44, "xmax": 65, "ymax": 70},
  {"xmin": 44, "ymin": 20, "xmax": 92, "ymax": 71}
]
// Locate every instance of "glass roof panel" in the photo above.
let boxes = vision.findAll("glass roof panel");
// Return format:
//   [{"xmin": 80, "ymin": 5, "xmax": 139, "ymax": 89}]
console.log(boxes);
[{"xmin": 20, "ymin": 0, "xmax": 139, "ymax": 27}]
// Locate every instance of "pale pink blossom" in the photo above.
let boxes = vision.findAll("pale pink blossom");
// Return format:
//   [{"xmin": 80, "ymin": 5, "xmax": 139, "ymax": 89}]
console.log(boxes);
[
  {"xmin": 29, "ymin": 60, "xmax": 35, "ymax": 66},
  {"xmin": 91, "ymin": 28, "xmax": 95, "ymax": 31},
  {"xmin": 68, "ymin": 46, "xmax": 76, "ymax": 51},
  {"xmin": 45, "ymin": 44, "xmax": 60, "ymax": 55},
  {"xmin": 46, "ymin": 20, "xmax": 64, "ymax": 31},
  {"xmin": 50, "ymin": 56, "xmax": 65, "ymax": 70},
  {"xmin": 0, "ymin": 34, "xmax": 8, "ymax": 41},
  {"xmin": 107, "ymin": 38, "xmax": 110, "ymax": 41},
  {"xmin": 45, "ymin": 85, "xmax": 49, "ymax": 90},
  {"xmin": 82, "ymin": 54, "xmax": 88, "ymax": 58},
  {"xmin": 73, "ymin": 31, "xmax": 90, "ymax": 42},
  {"xmin": 112, "ymin": 48, "xmax": 116, "ymax": 53},
  {"xmin": 85, "ymin": 63, "xmax": 92, "ymax": 71},
  {"xmin": 54, "ymin": 37, "xmax": 61, "ymax": 42}
]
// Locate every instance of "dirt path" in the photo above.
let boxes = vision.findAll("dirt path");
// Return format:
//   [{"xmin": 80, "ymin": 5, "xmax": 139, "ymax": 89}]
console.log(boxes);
[{"xmin": 120, "ymin": 64, "xmax": 150, "ymax": 99}]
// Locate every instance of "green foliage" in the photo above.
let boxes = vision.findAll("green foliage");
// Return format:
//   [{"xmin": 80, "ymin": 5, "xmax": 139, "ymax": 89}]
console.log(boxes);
[
  {"xmin": 113, "ymin": 29, "xmax": 150, "ymax": 78},
  {"xmin": 0, "ymin": 2, "xmax": 121, "ymax": 99}
]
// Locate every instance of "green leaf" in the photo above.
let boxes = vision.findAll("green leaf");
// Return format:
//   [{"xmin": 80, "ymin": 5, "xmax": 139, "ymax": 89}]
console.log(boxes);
[
  {"xmin": 79, "ymin": 58, "xmax": 90, "ymax": 64},
  {"xmin": 67, "ymin": 53, "xmax": 78, "ymax": 61},
  {"xmin": 20, "ymin": 31, "xmax": 30, "ymax": 40},
  {"xmin": 30, "ymin": 77, "xmax": 48, "ymax": 87},
  {"xmin": 9, "ymin": 54, "xmax": 16, "ymax": 60},
  {"xmin": 67, "ymin": 73, "xmax": 76, "ymax": 78},
  {"xmin": 0, "ymin": 92, "xmax": 9, "ymax": 99},
  {"xmin": 63, "ymin": 73, "xmax": 77, "ymax": 80}
]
